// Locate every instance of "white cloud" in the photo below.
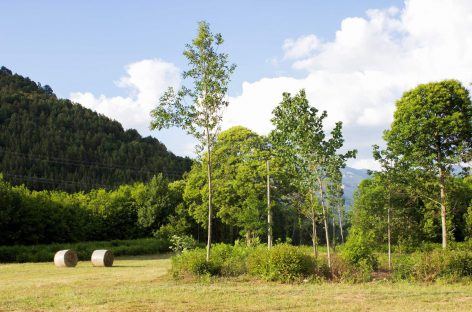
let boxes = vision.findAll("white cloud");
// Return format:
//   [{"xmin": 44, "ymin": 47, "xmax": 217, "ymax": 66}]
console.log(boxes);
[
  {"xmin": 283, "ymin": 34, "xmax": 321, "ymax": 60},
  {"xmin": 71, "ymin": 59, "xmax": 180, "ymax": 134},
  {"xmin": 223, "ymin": 0, "xmax": 472, "ymax": 170},
  {"xmin": 70, "ymin": 59, "xmax": 198, "ymax": 157}
]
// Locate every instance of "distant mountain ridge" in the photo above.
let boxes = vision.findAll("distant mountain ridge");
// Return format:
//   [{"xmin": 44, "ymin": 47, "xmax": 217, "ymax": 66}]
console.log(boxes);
[
  {"xmin": 341, "ymin": 166, "xmax": 370, "ymax": 208},
  {"xmin": 0, "ymin": 66, "xmax": 192, "ymax": 192}
]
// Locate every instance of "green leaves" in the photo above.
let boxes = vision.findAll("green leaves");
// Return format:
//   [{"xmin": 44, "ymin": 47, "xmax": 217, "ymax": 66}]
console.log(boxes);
[
  {"xmin": 385, "ymin": 80, "xmax": 472, "ymax": 172},
  {"xmin": 270, "ymin": 89, "xmax": 355, "ymax": 202},
  {"xmin": 150, "ymin": 21, "xmax": 236, "ymax": 150}
]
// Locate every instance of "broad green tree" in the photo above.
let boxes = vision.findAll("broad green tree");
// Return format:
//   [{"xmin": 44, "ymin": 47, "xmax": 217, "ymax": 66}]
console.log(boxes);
[
  {"xmin": 183, "ymin": 126, "xmax": 279, "ymax": 244},
  {"xmin": 150, "ymin": 21, "xmax": 236, "ymax": 260},
  {"xmin": 384, "ymin": 80, "xmax": 472, "ymax": 249}
]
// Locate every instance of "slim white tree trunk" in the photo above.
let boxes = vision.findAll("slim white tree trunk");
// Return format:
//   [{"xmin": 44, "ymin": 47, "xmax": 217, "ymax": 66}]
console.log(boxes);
[
  {"xmin": 318, "ymin": 177, "xmax": 331, "ymax": 268},
  {"xmin": 337, "ymin": 204, "xmax": 344, "ymax": 244},
  {"xmin": 387, "ymin": 192, "xmax": 392, "ymax": 271},
  {"xmin": 206, "ymin": 128, "xmax": 213, "ymax": 262},
  {"xmin": 439, "ymin": 166, "xmax": 447, "ymax": 249},
  {"xmin": 332, "ymin": 215, "xmax": 336, "ymax": 252},
  {"xmin": 267, "ymin": 159, "xmax": 272, "ymax": 249}
]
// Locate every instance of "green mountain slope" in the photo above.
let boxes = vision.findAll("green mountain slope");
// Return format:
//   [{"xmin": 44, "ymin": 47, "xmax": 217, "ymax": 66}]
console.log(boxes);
[{"xmin": 0, "ymin": 66, "xmax": 191, "ymax": 191}]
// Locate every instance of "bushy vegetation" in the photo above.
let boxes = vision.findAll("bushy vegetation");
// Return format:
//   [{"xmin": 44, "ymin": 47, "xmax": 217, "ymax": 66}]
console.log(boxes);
[
  {"xmin": 0, "ymin": 175, "xmax": 195, "ymax": 246},
  {"xmin": 340, "ymin": 228, "xmax": 378, "ymax": 270},
  {"xmin": 392, "ymin": 250, "xmax": 472, "ymax": 282},
  {"xmin": 171, "ymin": 241, "xmax": 472, "ymax": 284},
  {"xmin": 171, "ymin": 243, "xmax": 373, "ymax": 283},
  {"xmin": 247, "ymin": 244, "xmax": 319, "ymax": 282},
  {"xmin": 0, "ymin": 237, "xmax": 169, "ymax": 263}
]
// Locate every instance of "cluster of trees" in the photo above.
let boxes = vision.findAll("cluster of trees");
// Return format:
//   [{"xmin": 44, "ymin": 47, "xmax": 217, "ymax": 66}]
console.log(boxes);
[
  {"xmin": 151, "ymin": 22, "xmax": 354, "ymax": 262},
  {"xmin": 351, "ymin": 80, "xmax": 472, "ymax": 268},
  {"xmin": 151, "ymin": 22, "xmax": 472, "ymax": 265},
  {"xmin": 0, "ymin": 66, "xmax": 191, "ymax": 192},
  {"xmin": 0, "ymin": 174, "xmax": 184, "ymax": 246}
]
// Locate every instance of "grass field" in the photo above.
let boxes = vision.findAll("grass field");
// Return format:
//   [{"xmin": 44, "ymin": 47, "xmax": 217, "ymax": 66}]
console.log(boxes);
[{"xmin": 1, "ymin": 254, "xmax": 472, "ymax": 312}]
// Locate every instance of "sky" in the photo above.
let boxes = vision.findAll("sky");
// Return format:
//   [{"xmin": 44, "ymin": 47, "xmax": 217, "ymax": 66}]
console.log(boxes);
[{"xmin": 1, "ymin": 0, "xmax": 471, "ymax": 170}]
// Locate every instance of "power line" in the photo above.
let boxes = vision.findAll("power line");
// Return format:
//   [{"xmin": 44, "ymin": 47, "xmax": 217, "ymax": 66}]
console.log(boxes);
[
  {"xmin": 0, "ymin": 148, "xmax": 188, "ymax": 179},
  {"xmin": 0, "ymin": 148, "xmax": 190, "ymax": 190},
  {"xmin": 3, "ymin": 173, "xmax": 118, "ymax": 190}
]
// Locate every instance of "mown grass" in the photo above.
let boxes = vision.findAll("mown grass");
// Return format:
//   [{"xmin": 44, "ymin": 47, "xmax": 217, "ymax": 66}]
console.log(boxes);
[{"xmin": 1, "ymin": 254, "xmax": 472, "ymax": 311}]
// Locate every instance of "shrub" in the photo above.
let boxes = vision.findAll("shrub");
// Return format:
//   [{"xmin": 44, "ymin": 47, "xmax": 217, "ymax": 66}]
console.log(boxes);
[
  {"xmin": 248, "ymin": 244, "xmax": 316, "ymax": 283},
  {"xmin": 341, "ymin": 228, "xmax": 378, "ymax": 271},
  {"xmin": 169, "ymin": 235, "xmax": 197, "ymax": 253},
  {"xmin": 329, "ymin": 253, "xmax": 372, "ymax": 283},
  {"xmin": 171, "ymin": 243, "xmax": 253, "ymax": 278},
  {"xmin": 392, "ymin": 254, "xmax": 416, "ymax": 281},
  {"xmin": 392, "ymin": 250, "xmax": 472, "ymax": 282},
  {"xmin": 211, "ymin": 243, "xmax": 251, "ymax": 276},
  {"xmin": 171, "ymin": 248, "xmax": 220, "ymax": 278}
]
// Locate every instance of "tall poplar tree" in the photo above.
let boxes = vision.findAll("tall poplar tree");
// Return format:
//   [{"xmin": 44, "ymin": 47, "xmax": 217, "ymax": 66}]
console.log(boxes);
[{"xmin": 150, "ymin": 21, "xmax": 236, "ymax": 261}]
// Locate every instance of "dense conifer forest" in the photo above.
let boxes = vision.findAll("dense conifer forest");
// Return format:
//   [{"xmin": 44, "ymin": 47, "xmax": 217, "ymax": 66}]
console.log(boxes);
[{"xmin": 0, "ymin": 66, "xmax": 192, "ymax": 192}]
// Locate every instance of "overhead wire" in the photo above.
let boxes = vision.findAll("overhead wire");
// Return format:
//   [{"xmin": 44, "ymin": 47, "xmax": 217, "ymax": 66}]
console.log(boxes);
[{"xmin": 0, "ymin": 148, "xmax": 190, "ymax": 190}]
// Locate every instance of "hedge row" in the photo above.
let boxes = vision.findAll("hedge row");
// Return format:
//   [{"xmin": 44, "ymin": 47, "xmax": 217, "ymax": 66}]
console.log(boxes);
[{"xmin": 0, "ymin": 238, "xmax": 169, "ymax": 263}]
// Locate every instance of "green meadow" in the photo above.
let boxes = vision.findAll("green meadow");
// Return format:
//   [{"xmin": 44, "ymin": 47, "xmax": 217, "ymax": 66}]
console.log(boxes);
[{"xmin": 1, "ymin": 254, "xmax": 471, "ymax": 312}]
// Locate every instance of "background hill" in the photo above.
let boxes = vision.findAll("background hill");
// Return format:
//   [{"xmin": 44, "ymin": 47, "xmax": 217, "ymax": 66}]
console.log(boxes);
[
  {"xmin": 341, "ymin": 166, "xmax": 370, "ymax": 208},
  {"xmin": 0, "ymin": 66, "xmax": 191, "ymax": 192}
]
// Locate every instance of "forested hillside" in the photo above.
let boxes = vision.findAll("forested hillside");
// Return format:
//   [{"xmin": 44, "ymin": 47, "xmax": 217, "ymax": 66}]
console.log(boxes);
[{"xmin": 0, "ymin": 66, "xmax": 191, "ymax": 192}]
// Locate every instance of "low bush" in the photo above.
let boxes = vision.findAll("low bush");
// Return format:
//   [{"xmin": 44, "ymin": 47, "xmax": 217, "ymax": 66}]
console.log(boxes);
[
  {"xmin": 330, "ymin": 253, "xmax": 372, "ymax": 283},
  {"xmin": 171, "ymin": 248, "xmax": 220, "ymax": 278},
  {"xmin": 0, "ymin": 238, "xmax": 170, "ymax": 263},
  {"xmin": 392, "ymin": 250, "xmax": 472, "ymax": 282},
  {"xmin": 171, "ymin": 243, "xmax": 253, "ymax": 278},
  {"xmin": 169, "ymin": 235, "xmax": 197, "ymax": 253},
  {"xmin": 340, "ymin": 228, "xmax": 378, "ymax": 271},
  {"xmin": 392, "ymin": 254, "xmax": 416, "ymax": 281},
  {"xmin": 248, "ymin": 244, "xmax": 316, "ymax": 283}
]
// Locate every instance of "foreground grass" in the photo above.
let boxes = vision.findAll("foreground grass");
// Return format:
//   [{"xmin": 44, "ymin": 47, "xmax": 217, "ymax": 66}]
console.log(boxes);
[{"xmin": 1, "ymin": 254, "xmax": 472, "ymax": 311}]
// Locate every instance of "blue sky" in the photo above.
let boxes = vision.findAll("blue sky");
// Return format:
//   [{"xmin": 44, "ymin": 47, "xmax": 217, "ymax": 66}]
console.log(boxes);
[
  {"xmin": 1, "ymin": 0, "xmax": 402, "ymax": 97},
  {"xmin": 1, "ymin": 0, "xmax": 470, "ymax": 169}
]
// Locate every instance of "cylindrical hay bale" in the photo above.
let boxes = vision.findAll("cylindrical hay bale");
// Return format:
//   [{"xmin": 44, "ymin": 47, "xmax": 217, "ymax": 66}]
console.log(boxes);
[
  {"xmin": 91, "ymin": 249, "xmax": 114, "ymax": 267},
  {"xmin": 54, "ymin": 249, "xmax": 78, "ymax": 267}
]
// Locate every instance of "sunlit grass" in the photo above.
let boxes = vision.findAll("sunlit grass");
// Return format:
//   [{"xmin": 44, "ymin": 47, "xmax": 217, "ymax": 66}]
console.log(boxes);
[{"xmin": 1, "ymin": 254, "xmax": 471, "ymax": 311}]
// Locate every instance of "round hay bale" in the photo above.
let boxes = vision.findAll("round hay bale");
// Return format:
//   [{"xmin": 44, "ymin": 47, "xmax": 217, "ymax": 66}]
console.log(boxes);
[
  {"xmin": 54, "ymin": 249, "xmax": 78, "ymax": 267},
  {"xmin": 91, "ymin": 249, "xmax": 114, "ymax": 267}
]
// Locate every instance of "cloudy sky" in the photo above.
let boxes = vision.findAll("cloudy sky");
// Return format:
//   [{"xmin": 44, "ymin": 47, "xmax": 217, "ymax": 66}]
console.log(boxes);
[{"xmin": 2, "ymin": 0, "xmax": 471, "ymax": 169}]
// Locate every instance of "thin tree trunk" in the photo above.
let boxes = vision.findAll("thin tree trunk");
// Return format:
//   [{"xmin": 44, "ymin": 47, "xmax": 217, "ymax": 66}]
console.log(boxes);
[
  {"xmin": 318, "ymin": 177, "xmax": 331, "ymax": 268},
  {"xmin": 267, "ymin": 160, "xmax": 272, "ymax": 249},
  {"xmin": 332, "ymin": 215, "xmax": 336, "ymax": 252},
  {"xmin": 337, "ymin": 204, "xmax": 345, "ymax": 243},
  {"xmin": 439, "ymin": 165, "xmax": 447, "ymax": 249},
  {"xmin": 206, "ymin": 128, "xmax": 213, "ymax": 262},
  {"xmin": 387, "ymin": 192, "xmax": 392, "ymax": 271},
  {"xmin": 298, "ymin": 216, "xmax": 302, "ymax": 245},
  {"xmin": 310, "ymin": 192, "xmax": 318, "ymax": 258}
]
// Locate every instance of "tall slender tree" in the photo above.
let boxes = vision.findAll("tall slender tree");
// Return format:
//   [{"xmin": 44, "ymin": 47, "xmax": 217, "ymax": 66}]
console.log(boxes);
[
  {"xmin": 372, "ymin": 144, "xmax": 402, "ymax": 270},
  {"xmin": 150, "ymin": 21, "xmax": 236, "ymax": 261}
]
